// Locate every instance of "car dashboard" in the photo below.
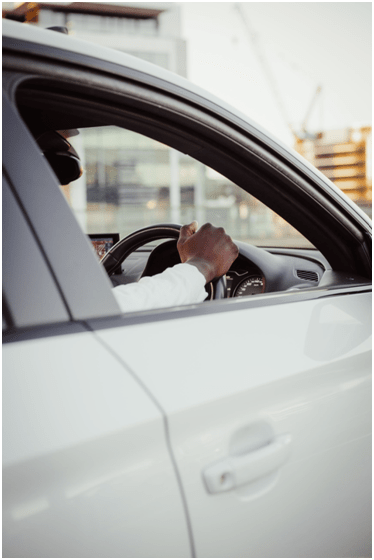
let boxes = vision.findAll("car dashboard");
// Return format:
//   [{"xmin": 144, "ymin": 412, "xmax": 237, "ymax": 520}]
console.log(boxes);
[{"xmin": 91, "ymin": 235, "xmax": 330, "ymax": 299}]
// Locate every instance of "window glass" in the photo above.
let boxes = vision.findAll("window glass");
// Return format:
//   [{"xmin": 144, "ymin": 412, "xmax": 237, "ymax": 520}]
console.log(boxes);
[{"xmin": 67, "ymin": 126, "xmax": 314, "ymax": 248}]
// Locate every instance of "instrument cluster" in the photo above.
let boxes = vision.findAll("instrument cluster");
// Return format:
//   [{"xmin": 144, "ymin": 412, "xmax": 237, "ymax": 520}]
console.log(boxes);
[
  {"xmin": 226, "ymin": 255, "xmax": 265, "ymax": 298},
  {"xmin": 227, "ymin": 270, "xmax": 265, "ymax": 297}
]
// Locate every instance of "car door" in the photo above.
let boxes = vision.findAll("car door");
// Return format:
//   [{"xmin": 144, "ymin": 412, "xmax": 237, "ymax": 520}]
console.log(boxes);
[
  {"xmin": 92, "ymin": 284, "xmax": 371, "ymax": 558},
  {"xmin": 58, "ymin": 55, "xmax": 371, "ymax": 557},
  {"xmin": 2, "ymin": 92, "xmax": 192, "ymax": 558}
]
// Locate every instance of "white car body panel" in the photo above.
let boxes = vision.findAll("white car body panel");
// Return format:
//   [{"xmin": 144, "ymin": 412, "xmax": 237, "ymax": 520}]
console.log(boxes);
[
  {"xmin": 3, "ymin": 331, "xmax": 191, "ymax": 558},
  {"xmin": 95, "ymin": 291, "xmax": 372, "ymax": 557}
]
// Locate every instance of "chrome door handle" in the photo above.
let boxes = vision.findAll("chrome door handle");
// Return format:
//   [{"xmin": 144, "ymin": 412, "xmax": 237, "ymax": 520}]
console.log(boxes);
[{"xmin": 203, "ymin": 434, "xmax": 292, "ymax": 494}]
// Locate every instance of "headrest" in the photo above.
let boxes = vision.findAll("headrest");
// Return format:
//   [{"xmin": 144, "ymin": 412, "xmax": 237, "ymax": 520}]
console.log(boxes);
[{"xmin": 37, "ymin": 131, "xmax": 83, "ymax": 185}]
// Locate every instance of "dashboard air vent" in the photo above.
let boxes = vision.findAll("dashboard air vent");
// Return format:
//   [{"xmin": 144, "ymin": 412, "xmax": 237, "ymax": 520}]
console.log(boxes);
[{"xmin": 297, "ymin": 270, "xmax": 319, "ymax": 282}]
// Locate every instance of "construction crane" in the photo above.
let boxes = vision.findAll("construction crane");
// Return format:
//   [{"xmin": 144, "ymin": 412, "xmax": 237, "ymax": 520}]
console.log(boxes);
[
  {"xmin": 299, "ymin": 84, "xmax": 322, "ymax": 138},
  {"xmin": 234, "ymin": 6, "xmax": 371, "ymax": 206},
  {"xmin": 234, "ymin": 3, "xmax": 321, "ymax": 141}
]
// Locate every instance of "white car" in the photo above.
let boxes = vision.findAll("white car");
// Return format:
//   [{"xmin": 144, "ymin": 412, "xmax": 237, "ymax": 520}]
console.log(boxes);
[{"xmin": 2, "ymin": 20, "xmax": 372, "ymax": 558}]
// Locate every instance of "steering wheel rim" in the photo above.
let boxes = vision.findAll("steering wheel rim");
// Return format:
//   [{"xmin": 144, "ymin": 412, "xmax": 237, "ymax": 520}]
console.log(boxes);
[{"xmin": 100, "ymin": 223, "xmax": 227, "ymax": 300}]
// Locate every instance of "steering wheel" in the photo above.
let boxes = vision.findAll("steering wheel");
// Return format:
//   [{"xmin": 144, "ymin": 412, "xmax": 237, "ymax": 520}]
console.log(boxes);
[{"xmin": 100, "ymin": 223, "xmax": 227, "ymax": 300}]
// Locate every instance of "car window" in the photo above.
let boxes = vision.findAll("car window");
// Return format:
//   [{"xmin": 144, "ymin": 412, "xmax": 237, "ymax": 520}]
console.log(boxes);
[{"xmin": 65, "ymin": 126, "xmax": 314, "ymax": 249}]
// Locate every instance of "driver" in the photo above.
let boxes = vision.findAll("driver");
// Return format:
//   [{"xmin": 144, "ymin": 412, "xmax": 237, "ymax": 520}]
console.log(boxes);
[
  {"xmin": 112, "ymin": 221, "xmax": 239, "ymax": 312},
  {"xmin": 39, "ymin": 130, "xmax": 239, "ymax": 313}
]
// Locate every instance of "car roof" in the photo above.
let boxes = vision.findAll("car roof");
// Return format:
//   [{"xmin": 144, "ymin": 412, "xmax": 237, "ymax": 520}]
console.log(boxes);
[
  {"xmin": 2, "ymin": 19, "xmax": 273, "ymax": 138},
  {"xmin": 3, "ymin": 19, "xmax": 371, "ymax": 229}
]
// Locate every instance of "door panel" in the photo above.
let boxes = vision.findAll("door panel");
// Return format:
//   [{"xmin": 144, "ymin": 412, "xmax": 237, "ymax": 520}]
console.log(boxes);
[
  {"xmin": 94, "ymin": 290, "xmax": 372, "ymax": 557},
  {"xmin": 3, "ymin": 330, "xmax": 191, "ymax": 558}
]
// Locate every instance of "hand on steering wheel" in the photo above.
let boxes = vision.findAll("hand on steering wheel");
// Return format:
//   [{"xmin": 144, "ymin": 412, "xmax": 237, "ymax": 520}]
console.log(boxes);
[
  {"xmin": 177, "ymin": 222, "xmax": 239, "ymax": 283},
  {"xmin": 100, "ymin": 223, "xmax": 238, "ymax": 300}
]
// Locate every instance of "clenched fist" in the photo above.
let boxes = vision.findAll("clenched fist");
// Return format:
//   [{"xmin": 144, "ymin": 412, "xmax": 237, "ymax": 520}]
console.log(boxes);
[{"xmin": 177, "ymin": 222, "xmax": 239, "ymax": 283}]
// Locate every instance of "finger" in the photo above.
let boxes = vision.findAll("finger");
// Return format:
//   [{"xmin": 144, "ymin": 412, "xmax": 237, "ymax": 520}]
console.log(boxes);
[{"xmin": 179, "ymin": 221, "xmax": 198, "ymax": 242}]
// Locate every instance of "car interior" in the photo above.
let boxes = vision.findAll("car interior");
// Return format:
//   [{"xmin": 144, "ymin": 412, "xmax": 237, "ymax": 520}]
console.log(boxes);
[{"xmin": 14, "ymin": 76, "xmax": 371, "ymax": 306}]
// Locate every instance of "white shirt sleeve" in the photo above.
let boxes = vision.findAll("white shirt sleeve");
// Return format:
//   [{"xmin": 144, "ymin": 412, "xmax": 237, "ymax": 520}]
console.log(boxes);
[{"xmin": 112, "ymin": 263, "xmax": 208, "ymax": 313}]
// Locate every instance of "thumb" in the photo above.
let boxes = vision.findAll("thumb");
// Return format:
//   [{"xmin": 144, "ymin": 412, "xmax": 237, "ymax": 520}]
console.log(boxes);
[{"xmin": 179, "ymin": 221, "xmax": 198, "ymax": 242}]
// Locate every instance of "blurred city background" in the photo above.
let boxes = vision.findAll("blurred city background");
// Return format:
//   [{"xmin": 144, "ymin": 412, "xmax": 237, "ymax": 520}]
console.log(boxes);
[{"xmin": 3, "ymin": 2, "xmax": 372, "ymax": 247}]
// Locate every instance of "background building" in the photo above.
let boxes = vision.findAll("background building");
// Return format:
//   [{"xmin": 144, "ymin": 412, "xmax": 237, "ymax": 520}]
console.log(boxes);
[
  {"xmin": 3, "ymin": 1, "xmax": 186, "ymax": 75},
  {"xmin": 3, "ymin": 3, "xmax": 371, "ymax": 239},
  {"xmin": 3, "ymin": 2, "xmax": 194, "ymax": 228},
  {"xmin": 35, "ymin": 1, "xmax": 188, "ymax": 211},
  {"xmin": 37, "ymin": 2, "xmax": 187, "ymax": 76},
  {"xmin": 295, "ymin": 127, "xmax": 372, "ymax": 216}
]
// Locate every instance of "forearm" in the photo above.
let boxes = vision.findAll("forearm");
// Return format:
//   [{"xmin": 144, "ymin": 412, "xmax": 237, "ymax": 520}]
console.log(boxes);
[{"xmin": 112, "ymin": 263, "xmax": 208, "ymax": 313}]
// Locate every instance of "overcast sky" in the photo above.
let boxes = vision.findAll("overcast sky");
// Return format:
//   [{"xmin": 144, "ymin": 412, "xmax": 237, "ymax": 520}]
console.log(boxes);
[{"xmin": 180, "ymin": 2, "xmax": 372, "ymax": 146}]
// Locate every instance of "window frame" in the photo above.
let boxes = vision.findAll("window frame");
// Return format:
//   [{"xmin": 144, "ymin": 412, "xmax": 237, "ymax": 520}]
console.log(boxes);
[
  {"xmin": 11, "ymin": 61, "xmax": 370, "ymax": 277},
  {"xmin": 2, "ymin": 48, "xmax": 371, "ymax": 335}
]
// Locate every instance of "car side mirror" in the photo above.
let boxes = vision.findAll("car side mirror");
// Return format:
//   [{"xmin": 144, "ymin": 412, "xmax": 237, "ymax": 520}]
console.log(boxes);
[{"xmin": 37, "ymin": 131, "xmax": 83, "ymax": 185}]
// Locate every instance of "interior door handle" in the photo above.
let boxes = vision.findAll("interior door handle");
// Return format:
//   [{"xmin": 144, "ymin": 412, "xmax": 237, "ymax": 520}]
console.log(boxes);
[{"xmin": 203, "ymin": 434, "xmax": 292, "ymax": 494}]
